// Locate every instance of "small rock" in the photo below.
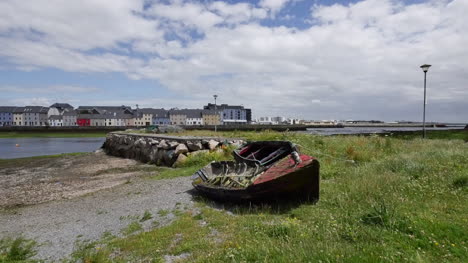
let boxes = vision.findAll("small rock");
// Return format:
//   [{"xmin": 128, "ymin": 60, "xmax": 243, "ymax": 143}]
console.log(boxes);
[
  {"xmin": 168, "ymin": 141, "xmax": 179, "ymax": 149},
  {"xmin": 173, "ymin": 154, "xmax": 188, "ymax": 168},
  {"xmin": 158, "ymin": 140, "xmax": 169, "ymax": 149},
  {"xmin": 186, "ymin": 141, "xmax": 203, "ymax": 151},
  {"xmin": 175, "ymin": 144, "xmax": 189, "ymax": 155},
  {"xmin": 149, "ymin": 139, "xmax": 159, "ymax": 145},
  {"xmin": 208, "ymin": 140, "xmax": 219, "ymax": 150}
]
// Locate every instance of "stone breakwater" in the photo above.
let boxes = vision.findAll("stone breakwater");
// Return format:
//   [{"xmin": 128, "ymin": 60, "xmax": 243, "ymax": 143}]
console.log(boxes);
[{"xmin": 102, "ymin": 132, "xmax": 245, "ymax": 167}]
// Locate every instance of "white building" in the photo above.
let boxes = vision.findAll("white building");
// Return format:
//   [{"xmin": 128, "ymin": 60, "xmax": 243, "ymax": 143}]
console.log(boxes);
[
  {"xmin": 185, "ymin": 110, "xmax": 203, "ymax": 125},
  {"xmin": 48, "ymin": 115, "xmax": 63, "ymax": 127}
]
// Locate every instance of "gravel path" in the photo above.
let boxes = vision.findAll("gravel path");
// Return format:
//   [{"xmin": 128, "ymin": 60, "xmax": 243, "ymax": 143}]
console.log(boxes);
[{"xmin": 0, "ymin": 175, "xmax": 194, "ymax": 261}]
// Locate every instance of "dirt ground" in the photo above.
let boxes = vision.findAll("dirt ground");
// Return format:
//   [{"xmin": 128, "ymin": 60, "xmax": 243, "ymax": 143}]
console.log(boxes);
[
  {"xmin": 0, "ymin": 151, "xmax": 160, "ymax": 208},
  {"xmin": 0, "ymin": 152, "xmax": 195, "ymax": 261}
]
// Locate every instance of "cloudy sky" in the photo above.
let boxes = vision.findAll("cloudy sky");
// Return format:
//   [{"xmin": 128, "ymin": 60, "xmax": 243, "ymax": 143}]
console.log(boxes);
[{"xmin": 0, "ymin": 0, "xmax": 467, "ymax": 122}]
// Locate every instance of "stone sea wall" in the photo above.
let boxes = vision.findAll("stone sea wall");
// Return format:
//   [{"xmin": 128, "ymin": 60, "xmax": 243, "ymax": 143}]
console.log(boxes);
[{"xmin": 102, "ymin": 132, "xmax": 245, "ymax": 167}]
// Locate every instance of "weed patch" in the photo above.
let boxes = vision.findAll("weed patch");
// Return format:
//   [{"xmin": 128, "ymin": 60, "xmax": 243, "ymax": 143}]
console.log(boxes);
[
  {"xmin": 140, "ymin": 210, "xmax": 153, "ymax": 222},
  {"xmin": 0, "ymin": 237, "xmax": 37, "ymax": 262},
  {"xmin": 158, "ymin": 209, "xmax": 170, "ymax": 217},
  {"xmin": 121, "ymin": 221, "xmax": 143, "ymax": 235}
]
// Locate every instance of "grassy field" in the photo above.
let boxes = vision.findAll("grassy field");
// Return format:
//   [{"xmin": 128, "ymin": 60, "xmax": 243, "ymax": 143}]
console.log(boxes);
[
  {"xmin": 0, "ymin": 132, "xmax": 107, "ymax": 138},
  {"xmin": 390, "ymin": 129, "xmax": 468, "ymax": 141},
  {"xmin": 2, "ymin": 130, "xmax": 467, "ymax": 262}
]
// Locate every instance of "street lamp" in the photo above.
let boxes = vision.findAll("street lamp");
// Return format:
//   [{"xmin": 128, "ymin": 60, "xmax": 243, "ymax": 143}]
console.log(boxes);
[
  {"xmin": 420, "ymin": 64, "xmax": 431, "ymax": 139},
  {"xmin": 213, "ymin": 95, "xmax": 218, "ymax": 132}
]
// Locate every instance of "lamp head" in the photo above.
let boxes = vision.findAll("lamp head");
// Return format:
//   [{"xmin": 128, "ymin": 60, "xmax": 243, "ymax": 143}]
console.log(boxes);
[{"xmin": 420, "ymin": 64, "xmax": 431, "ymax": 72}]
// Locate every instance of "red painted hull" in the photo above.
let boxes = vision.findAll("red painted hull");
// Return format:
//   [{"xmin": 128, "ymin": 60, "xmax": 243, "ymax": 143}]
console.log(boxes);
[{"xmin": 193, "ymin": 154, "xmax": 319, "ymax": 202}]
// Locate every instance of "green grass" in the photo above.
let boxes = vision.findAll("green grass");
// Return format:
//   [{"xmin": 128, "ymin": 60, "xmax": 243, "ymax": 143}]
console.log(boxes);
[
  {"xmin": 390, "ymin": 129, "xmax": 468, "ymax": 141},
  {"xmin": 0, "ymin": 131, "xmax": 106, "ymax": 138},
  {"xmin": 121, "ymin": 221, "xmax": 143, "ymax": 236},
  {"xmin": 0, "ymin": 237, "xmax": 37, "ymax": 262},
  {"xmin": 67, "ymin": 131, "xmax": 468, "ymax": 262}
]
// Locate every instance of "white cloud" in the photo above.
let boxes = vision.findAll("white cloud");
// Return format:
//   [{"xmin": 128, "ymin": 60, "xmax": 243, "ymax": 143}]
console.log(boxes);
[
  {"xmin": 0, "ymin": 85, "xmax": 100, "ymax": 94},
  {"xmin": 259, "ymin": 0, "xmax": 292, "ymax": 15},
  {"xmin": 209, "ymin": 1, "xmax": 267, "ymax": 23},
  {"xmin": 9, "ymin": 97, "xmax": 54, "ymax": 107},
  {"xmin": 0, "ymin": 0, "xmax": 161, "ymax": 51},
  {"xmin": 0, "ymin": 0, "xmax": 467, "ymax": 122}
]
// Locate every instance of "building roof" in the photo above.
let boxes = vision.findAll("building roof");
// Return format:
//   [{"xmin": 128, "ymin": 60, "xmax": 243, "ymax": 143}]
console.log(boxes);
[
  {"xmin": 49, "ymin": 115, "xmax": 63, "ymax": 120},
  {"xmin": 202, "ymin": 110, "xmax": 218, "ymax": 115},
  {"xmin": 152, "ymin": 109, "xmax": 169, "ymax": 118},
  {"xmin": 62, "ymin": 109, "xmax": 77, "ymax": 116},
  {"xmin": 137, "ymin": 108, "xmax": 160, "ymax": 114},
  {"xmin": 0, "ymin": 106, "xmax": 17, "ymax": 113},
  {"xmin": 13, "ymin": 106, "xmax": 49, "ymax": 113},
  {"xmin": 50, "ymin": 103, "xmax": 74, "ymax": 109},
  {"xmin": 169, "ymin": 109, "xmax": 202, "ymax": 118},
  {"xmin": 77, "ymin": 106, "xmax": 133, "ymax": 115}
]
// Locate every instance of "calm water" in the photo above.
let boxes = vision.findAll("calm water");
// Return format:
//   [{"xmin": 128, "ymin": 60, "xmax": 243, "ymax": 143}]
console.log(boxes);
[
  {"xmin": 0, "ymin": 137, "xmax": 106, "ymax": 159},
  {"xmin": 300, "ymin": 126, "xmax": 464, "ymax": 135}
]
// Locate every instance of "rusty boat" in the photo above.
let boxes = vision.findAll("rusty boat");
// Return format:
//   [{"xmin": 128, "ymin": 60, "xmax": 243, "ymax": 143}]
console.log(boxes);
[{"xmin": 191, "ymin": 141, "xmax": 319, "ymax": 202}]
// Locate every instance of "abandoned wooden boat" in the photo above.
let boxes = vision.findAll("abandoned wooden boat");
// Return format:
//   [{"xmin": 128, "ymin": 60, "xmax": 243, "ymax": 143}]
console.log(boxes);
[{"xmin": 191, "ymin": 141, "xmax": 319, "ymax": 201}]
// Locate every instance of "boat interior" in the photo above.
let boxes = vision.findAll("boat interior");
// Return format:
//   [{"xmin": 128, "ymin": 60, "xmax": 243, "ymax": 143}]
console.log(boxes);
[{"xmin": 234, "ymin": 142, "xmax": 293, "ymax": 166}]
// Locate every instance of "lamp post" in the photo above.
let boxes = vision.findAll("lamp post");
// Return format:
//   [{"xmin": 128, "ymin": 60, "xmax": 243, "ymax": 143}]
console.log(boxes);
[
  {"xmin": 213, "ymin": 95, "xmax": 218, "ymax": 132},
  {"xmin": 420, "ymin": 64, "xmax": 431, "ymax": 139}
]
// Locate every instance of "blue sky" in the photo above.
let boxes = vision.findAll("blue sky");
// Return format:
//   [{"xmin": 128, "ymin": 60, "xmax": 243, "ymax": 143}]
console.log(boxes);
[{"xmin": 0, "ymin": 0, "xmax": 467, "ymax": 122}]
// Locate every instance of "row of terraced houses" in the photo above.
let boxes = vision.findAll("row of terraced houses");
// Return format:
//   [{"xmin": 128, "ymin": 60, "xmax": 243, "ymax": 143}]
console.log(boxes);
[{"xmin": 0, "ymin": 103, "xmax": 252, "ymax": 127}]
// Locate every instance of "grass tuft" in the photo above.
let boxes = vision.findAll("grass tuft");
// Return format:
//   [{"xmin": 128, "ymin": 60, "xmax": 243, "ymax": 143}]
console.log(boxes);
[
  {"xmin": 121, "ymin": 221, "xmax": 143, "ymax": 236},
  {"xmin": 140, "ymin": 210, "xmax": 153, "ymax": 222},
  {"xmin": 361, "ymin": 200, "xmax": 396, "ymax": 227},
  {"xmin": 0, "ymin": 237, "xmax": 37, "ymax": 261}
]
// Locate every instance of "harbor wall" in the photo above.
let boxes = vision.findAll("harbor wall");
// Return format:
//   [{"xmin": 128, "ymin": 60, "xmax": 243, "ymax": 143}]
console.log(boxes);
[{"xmin": 102, "ymin": 132, "xmax": 245, "ymax": 167}]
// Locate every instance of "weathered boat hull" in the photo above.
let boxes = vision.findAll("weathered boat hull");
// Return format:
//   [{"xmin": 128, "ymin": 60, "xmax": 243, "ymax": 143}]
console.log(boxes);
[{"xmin": 193, "ymin": 155, "xmax": 319, "ymax": 202}]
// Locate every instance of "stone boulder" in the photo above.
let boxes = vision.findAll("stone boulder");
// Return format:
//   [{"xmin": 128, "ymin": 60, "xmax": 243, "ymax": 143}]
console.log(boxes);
[
  {"xmin": 173, "ymin": 153, "xmax": 188, "ymax": 168},
  {"xmin": 208, "ymin": 140, "xmax": 219, "ymax": 150},
  {"xmin": 186, "ymin": 141, "xmax": 203, "ymax": 151},
  {"xmin": 175, "ymin": 144, "xmax": 189, "ymax": 155},
  {"xmin": 149, "ymin": 139, "xmax": 159, "ymax": 145},
  {"xmin": 168, "ymin": 141, "xmax": 179, "ymax": 149},
  {"xmin": 158, "ymin": 140, "xmax": 170, "ymax": 149}
]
